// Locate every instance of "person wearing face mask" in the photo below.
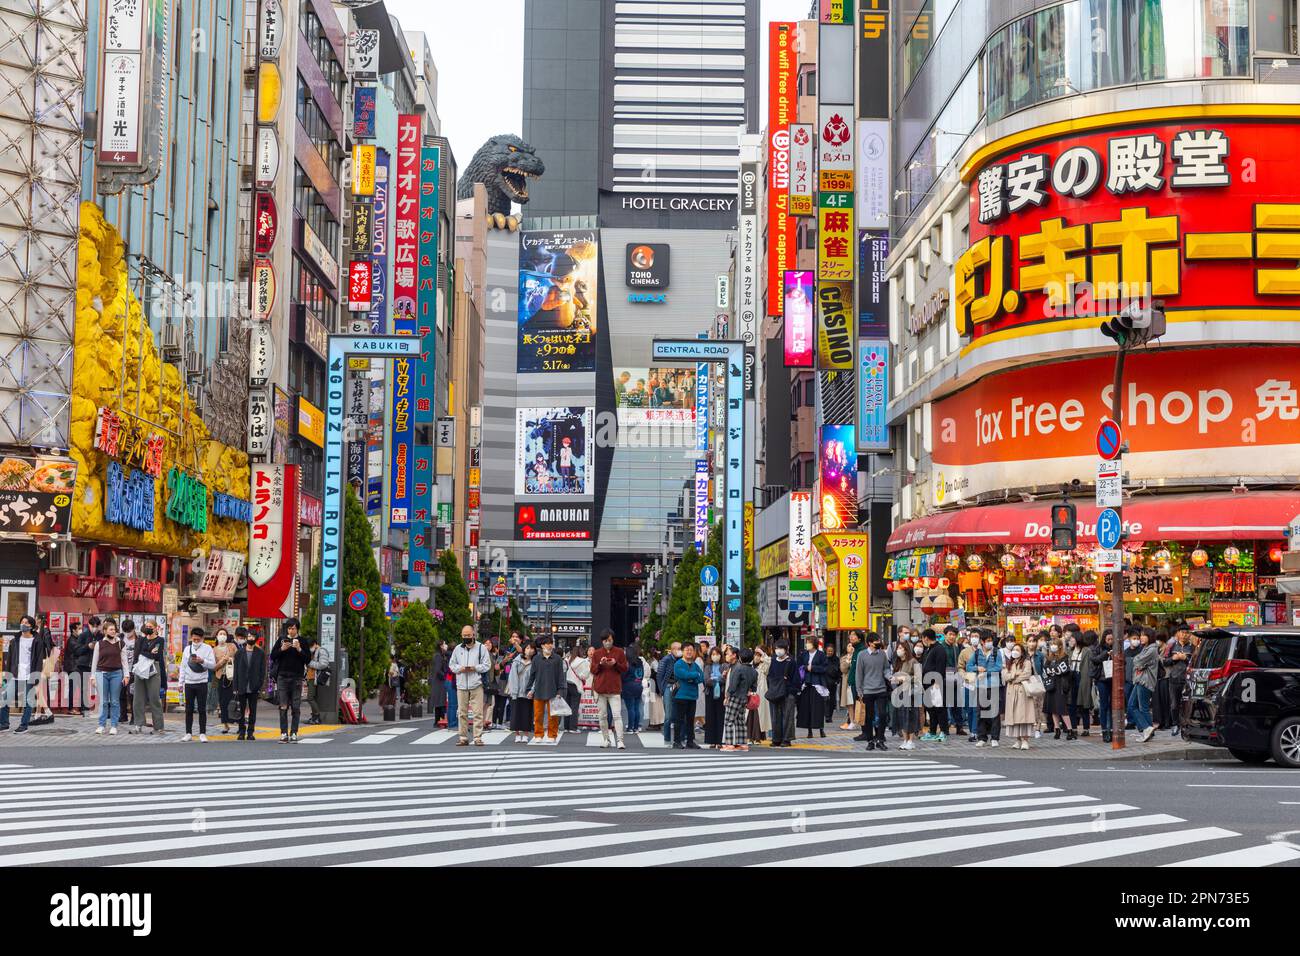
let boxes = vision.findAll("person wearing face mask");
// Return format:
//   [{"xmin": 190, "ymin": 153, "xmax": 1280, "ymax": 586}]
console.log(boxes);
[
  {"xmin": 701, "ymin": 645, "xmax": 727, "ymax": 748},
  {"xmin": 796, "ymin": 637, "xmax": 830, "ymax": 739},
  {"xmin": 210, "ymin": 628, "xmax": 237, "ymax": 734},
  {"xmin": 1069, "ymin": 628, "xmax": 1095, "ymax": 736},
  {"xmin": 657, "ymin": 641, "xmax": 683, "ymax": 744},
  {"xmin": 1, "ymin": 616, "xmax": 47, "ymax": 734},
  {"xmin": 179, "ymin": 627, "xmax": 216, "ymax": 741},
  {"xmin": 591, "ymin": 629, "xmax": 629, "ymax": 749},
  {"xmin": 965, "ymin": 629, "xmax": 1003, "ymax": 747},
  {"xmin": 1091, "ymin": 629, "xmax": 1116, "ymax": 742},
  {"xmin": 748, "ymin": 645, "xmax": 771, "ymax": 744},
  {"xmin": 721, "ymin": 646, "xmax": 757, "ymax": 752},
  {"xmin": 671, "ymin": 643, "xmax": 704, "ymax": 749},
  {"xmin": 270, "ymin": 619, "xmax": 310, "ymax": 743},
  {"xmin": 918, "ymin": 629, "xmax": 949, "ymax": 742},
  {"xmin": 765, "ymin": 639, "xmax": 801, "ymax": 747},
  {"xmin": 90, "ymin": 620, "xmax": 127, "ymax": 736},
  {"xmin": 430, "ymin": 639, "xmax": 451, "ymax": 727},
  {"xmin": 1165, "ymin": 625, "xmax": 1196, "ymax": 736},
  {"xmin": 524, "ymin": 635, "xmax": 566, "ymax": 745},
  {"xmin": 854, "ymin": 634, "xmax": 889, "ymax": 749},
  {"xmin": 129, "ymin": 622, "xmax": 166, "ymax": 735},
  {"xmin": 1122, "ymin": 628, "xmax": 1139, "ymax": 728},
  {"xmin": 1041, "ymin": 637, "xmax": 1076, "ymax": 740},
  {"xmin": 507, "ymin": 640, "xmax": 536, "ymax": 743},
  {"xmin": 232, "ymin": 630, "xmax": 266, "ymax": 741},
  {"xmin": 1128, "ymin": 629, "xmax": 1161, "ymax": 742},
  {"xmin": 449, "ymin": 625, "xmax": 492, "ymax": 746},
  {"xmin": 1003, "ymin": 642, "xmax": 1037, "ymax": 750},
  {"xmin": 840, "ymin": 631, "xmax": 863, "ymax": 731},
  {"xmin": 956, "ymin": 633, "xmax": 979, "ymax": 741},
  {"xmin": 890, "ymin": 640, "xmax": 922, "ymax": 750}
]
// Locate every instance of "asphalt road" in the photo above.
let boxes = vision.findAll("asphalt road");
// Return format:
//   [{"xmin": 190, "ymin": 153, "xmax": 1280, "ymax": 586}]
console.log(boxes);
[{"xmin": 1, "ymin": 733, "xmax": 1297, "ymax": 867}]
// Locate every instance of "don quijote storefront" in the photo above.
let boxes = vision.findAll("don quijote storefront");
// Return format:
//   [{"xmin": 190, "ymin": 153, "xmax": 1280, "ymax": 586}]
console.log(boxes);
[{"xmin": 887, "ymin": 105, "xmax": 1300, "ymax": 634}]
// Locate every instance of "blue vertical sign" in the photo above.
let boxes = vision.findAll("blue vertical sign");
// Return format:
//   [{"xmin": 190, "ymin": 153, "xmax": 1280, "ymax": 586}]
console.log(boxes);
[
  {"xmin": 654, "ymin": 338, "xmax": 745, "ymax": 647},
  {"xmin": 408, "ymin": 442, "xmax": 433, "ymax": 586},
  {"xmin": 857, "ymin": 339, "xmax": 890, "ymax": 450},
  {"xmin": 367, "ymin": 150, "xmax": 389, "ymax": 334},
  {"xmin": 415, "ymin": 146, "xmax": 439, "ymax": 427}
]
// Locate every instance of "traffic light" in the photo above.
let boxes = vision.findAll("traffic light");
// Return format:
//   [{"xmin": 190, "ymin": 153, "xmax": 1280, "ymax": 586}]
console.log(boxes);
[
  {"xmin": 1050, "ymin": 502, "xmax": 1077, "ymax": 550},
  {"xmin": 1100, "ymin": 301, "xmax": 1166, "ymax": 348}
]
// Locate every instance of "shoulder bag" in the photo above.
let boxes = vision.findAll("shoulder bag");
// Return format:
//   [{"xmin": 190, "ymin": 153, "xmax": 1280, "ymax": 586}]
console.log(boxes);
[{"xmin": 1024, "ymin": 674, "xmax": 1046, "ymax": 699}]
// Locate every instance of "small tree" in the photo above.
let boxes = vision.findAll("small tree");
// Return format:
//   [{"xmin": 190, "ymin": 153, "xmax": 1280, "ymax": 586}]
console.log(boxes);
[
  {"xmin": 393, "ymin": 601, "xmax": 439, "ymax": 702},
  {"xmin": 434, "ymin": 549, "xmax": 473, "ymax": 640},
  {"xmin": 639, "ymin": 609, "xmax": 662, "ymax": 650},
  {"xmin": 661, "ymin": 544, "xmax": 703, "ymax": 647},
  {"xmin": 300, "ymin": 486, "xmax": 390, "ymax": 702}
]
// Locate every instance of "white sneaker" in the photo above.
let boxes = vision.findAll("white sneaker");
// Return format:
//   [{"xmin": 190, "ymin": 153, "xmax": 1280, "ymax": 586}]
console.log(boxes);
[
  {"xmin": 546, "ymin": 737, "xmax": 559, "ymax": 745},
  {"xmin": 199, "ymin": 734, "xmax": 208, "ymax": 742},
  {"xmin": 182, "ymin": 733, "xmax": 192, "ymax": 741},
  {"xmin": 94, "ymin": 727, "xmax": 104, "ymax": 735},
  {"xmin": 617, "ymin": 740, "xmax": 626, "ymax": 750},
  {"xmin": 527, "ymin": 736, "xmax": 543, "ymax": 745},
  {"xmin": 601, "ymin": 738, "xmax": 611, "ymax": 748},
  {"xmin": 1034, "ymin": 730, "xmax": 1042, "ymax": 738},
  {"xmin": 1141, "ymin": 726, "xmax": 1155, "ymax": 742},
  {"xmin": 974, "ymin": 740, "xmax": 985, "ymax": 748},
  {"xmin": 108, "ymin": 727, "xmax": 117, "ymax": 736},
  {"xmin": 990, "ymin": 739, "xmax": 999, "ymax": 748}
]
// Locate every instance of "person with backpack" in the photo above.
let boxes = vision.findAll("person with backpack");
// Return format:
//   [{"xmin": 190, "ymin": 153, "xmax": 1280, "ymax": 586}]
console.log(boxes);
[
  {"xmin": 233, "ymin": 630, "xmax": 266, "ymax": 740},
  {"xmin": 128, "ymin": 622, "xmax": 166, "ymax": 735},
  {"xmin": 621, "ymin": 640, "xmax": 646, "ymax": 735},
  {"xmin": 657, "ymin": 641, "xmax": 681, "ymax": 743}
]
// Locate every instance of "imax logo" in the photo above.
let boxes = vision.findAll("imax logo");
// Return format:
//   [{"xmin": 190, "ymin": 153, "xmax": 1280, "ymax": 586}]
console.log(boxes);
[{"xmin": 628, "ymin": 293, "xmax": 667, "ymax": 304}]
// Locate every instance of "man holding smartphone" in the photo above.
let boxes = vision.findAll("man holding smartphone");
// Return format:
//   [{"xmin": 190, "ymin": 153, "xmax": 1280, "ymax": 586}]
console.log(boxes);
[{"xmin": 269, "ymin": 618, "xmax": 309, "ymax": 743}]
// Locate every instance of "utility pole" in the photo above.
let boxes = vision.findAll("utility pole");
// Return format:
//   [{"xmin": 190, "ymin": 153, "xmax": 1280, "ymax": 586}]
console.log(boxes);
[{"xmin": 1099, "ymin": 300, "xmax": 1165, "ymax": 751}]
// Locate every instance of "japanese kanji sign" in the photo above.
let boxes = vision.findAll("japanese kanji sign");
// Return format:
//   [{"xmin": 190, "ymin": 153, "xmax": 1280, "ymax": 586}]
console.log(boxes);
[
  {"xmin": 248, "ymin": 463, "xmax": 299, "ymax": 618},
  {"xmin": 960, "ymin": 114, "xmax": 1300, "ymax": 345}
]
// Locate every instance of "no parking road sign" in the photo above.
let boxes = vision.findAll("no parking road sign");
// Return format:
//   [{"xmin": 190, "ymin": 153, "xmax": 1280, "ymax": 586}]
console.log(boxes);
[
  {"xmin": 1096, "ymin": 420, "xmax": 1123, "ymax": 460},
  {"xmin": 348, "ymin": 590, "xmax": 368, "ymax": 611}
]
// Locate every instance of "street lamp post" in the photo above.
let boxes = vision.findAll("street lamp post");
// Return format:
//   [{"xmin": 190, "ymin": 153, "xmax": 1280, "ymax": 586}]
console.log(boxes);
[{"xmin": 1099, "ymin": 299, "xmax": 1165, "ymax": 750}]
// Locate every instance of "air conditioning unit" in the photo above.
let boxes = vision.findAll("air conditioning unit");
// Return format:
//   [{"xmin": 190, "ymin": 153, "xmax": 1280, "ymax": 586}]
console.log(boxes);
[
  {"xmin": 187, "ymin": 382, "xmax": 202, "ymax": 407},
  {"xmin": 161, "ymin": 325, "xmax": 183, "ymax": 360},
  {"xmin": 185, "ymin": 351, "xmax": 204, "ymax": 382},
  {"xmin": 48, "ymin": 540, "xmax": 78, "ymax": 573}
]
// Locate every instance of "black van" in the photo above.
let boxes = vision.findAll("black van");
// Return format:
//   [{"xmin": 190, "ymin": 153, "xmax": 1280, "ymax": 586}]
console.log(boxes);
[{"xmin": 1181, "ymin": 627, "xmax": 1300, "ymax": 767}]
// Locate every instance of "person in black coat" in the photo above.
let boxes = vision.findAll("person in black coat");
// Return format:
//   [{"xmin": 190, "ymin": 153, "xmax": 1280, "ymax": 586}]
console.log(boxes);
[
  {"xmin": 919, "ymin": 629, "xmax": 950, "ymax": 739},
  {"xmin": 796, "ymin": 637, "xmax": 830, "ymax": 738},
  {"xmin": 232, "ymin": 635, "xmax": 267, "ymax": 741},
  {"xmin": 766, "ymin": 640, "xmax": 802, "ymax": 747},
  {"xmin": 65, "ymin": 617, "xmax": 98, "ymax": 714}
]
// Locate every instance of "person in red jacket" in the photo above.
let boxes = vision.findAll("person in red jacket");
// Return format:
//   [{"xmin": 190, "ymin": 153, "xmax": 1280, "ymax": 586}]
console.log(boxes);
[{"xmin": 591, "ymin": 628, "xmax": 629, "ymax": 749}]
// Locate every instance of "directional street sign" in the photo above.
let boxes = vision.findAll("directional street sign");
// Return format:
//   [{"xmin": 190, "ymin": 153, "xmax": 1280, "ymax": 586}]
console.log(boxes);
[
  {"xmin": 1096, "ymin": 420, "xmax": 1123, "ymax": 460},
  {"xmin": 1095, "ymin": 549, "xmax": 1123, "ymax": 574},
  {"xmin": 699, "ymin": 564, "xmax": 719, "ymax": 586},
  {"xmin": 1097, "ymin": 507, "xmax": 1123, "ymax": 550},
  {"xmin": 1096, "ymin": 458, "xmax": 1122, "ymax": 509}
]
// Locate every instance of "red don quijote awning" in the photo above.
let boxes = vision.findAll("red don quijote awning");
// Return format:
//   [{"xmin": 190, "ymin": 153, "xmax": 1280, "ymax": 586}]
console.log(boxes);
[{"xmin": 885, "ymin": 491, "xmax": 1300, "ymax": 552}]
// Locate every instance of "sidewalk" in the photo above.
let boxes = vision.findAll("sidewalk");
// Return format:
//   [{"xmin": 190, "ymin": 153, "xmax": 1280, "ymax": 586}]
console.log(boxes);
[
  {"xmin": 0, "ymin": 706, "xmax": 341, "ymax": 746},
  {"xmin": 770, "ymin": 714, "xmax": 1218, "ymax": 761}
]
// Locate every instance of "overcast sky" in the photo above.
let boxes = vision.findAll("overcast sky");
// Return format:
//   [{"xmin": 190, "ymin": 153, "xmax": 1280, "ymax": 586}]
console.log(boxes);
[{"xmin": 384, "ymin": 0, "xmax": 814, "ymax": 167}]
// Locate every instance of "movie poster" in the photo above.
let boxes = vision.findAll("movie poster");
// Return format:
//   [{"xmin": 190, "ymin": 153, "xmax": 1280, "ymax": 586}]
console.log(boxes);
[
  {"xmin": 517, "ymin": 230, "xmax": 600, "ymax": 373},
  {"xmin": 819, "ymin": 423, "xmax": 858, "ymax": 531},
  {"xmin": 514, "ymin": 407, "xmax": 593, "ymax": 496}
]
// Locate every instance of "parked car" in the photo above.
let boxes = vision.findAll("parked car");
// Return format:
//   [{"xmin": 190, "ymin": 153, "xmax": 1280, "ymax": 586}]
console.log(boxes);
[{"xmin": 1181, "ymin": 626, "xmax": 1300, "ymax": 767}]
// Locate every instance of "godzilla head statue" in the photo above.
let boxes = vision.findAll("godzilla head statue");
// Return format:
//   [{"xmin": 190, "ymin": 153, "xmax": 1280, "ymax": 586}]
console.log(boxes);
[{"xmin": 455, "ymin": 133, "xmax": 545, "ymax": 228}]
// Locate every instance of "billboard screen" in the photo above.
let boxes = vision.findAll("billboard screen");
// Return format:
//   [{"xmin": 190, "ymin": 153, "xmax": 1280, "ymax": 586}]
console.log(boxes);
[
  {"xmin": 514, "ymin": 407, "xmax": 593, "ymax": 496},
  {"xmin": 783, "ymin": 270, "xmax": 814, "ymax": 367},
  {"xmin": 819, "ymin": 423, "xmax": 858, "ymax": 532},
  {"xmin": 517, "ymin": 230, "xmax": 599, "ymax": 373},
  {"xmin": 614, "ymin": 366, "xmax": 696, "ymax": 429}
]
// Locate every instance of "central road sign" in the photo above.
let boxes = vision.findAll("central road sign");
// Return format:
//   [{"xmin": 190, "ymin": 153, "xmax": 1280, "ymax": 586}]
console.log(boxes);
[
  {"xmin": 1096, "ymin": 419, "xmax": 1123, "ymax": 460},
  {"xmin": 1097, "ymin": 507, "xmax": 1123, "ymax": 550}
]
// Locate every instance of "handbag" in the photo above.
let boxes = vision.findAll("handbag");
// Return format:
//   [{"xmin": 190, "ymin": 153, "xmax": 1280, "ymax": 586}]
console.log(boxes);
[
  {"xmin": 1103, "ymin": 659, "xmax": 1114, "ymax": 679},
  {"xmin": 746, "ymin": 691, "xmax": 761, "ymax": 711},
  {"xmin": 132, "ymin": 656, "xmax": 157, "ymax": 680},
  {"xmin": 854, "ymin": 699, "xmax": 866, "ymax": 724},
  {"xmin": 1024, "ymin": 674, "xmax": 1046, "ymax": 699},
  {"xmin": 765, "ymin": 676, "xmax": 787, "ymax": 701},
  {"xmin": 923, "ymin": 683, "xmax": 943, "ymax": 708},
  {"xmin": 549, "ymin": 694, "xmax": 572, "ymax": 717}
]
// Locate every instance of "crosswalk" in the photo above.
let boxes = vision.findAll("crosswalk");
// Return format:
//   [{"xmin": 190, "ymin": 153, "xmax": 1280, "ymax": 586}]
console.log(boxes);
[
  {"xmin": 0, "ymin": 750, "xmax": 1295, "ymax": 867},
  {"xmin": 303, "ymin": 727, "xmax": 675, "ymax": 747}
]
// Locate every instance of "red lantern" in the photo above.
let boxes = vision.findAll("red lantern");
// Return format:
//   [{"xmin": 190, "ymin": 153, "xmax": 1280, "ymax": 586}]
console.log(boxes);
[{"xmin": 1269, "ymin": 545, "xmax": 1284, "ymax": 564}]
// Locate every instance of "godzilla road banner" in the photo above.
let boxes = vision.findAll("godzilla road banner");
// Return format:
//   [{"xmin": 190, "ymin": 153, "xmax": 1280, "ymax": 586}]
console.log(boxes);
[{"xmin": 517, "ymin": 230, "xmax": 599, "ymax": 373}]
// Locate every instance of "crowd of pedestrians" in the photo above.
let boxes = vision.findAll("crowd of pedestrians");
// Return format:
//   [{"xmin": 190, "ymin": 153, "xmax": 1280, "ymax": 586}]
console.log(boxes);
[
  {"xmin": 0, "ymin": 614, "xmax": 329, "ymax": 743},
  {"xmin": 842, "ymin": 622, "xmax": 1198, "ymax": 751}
]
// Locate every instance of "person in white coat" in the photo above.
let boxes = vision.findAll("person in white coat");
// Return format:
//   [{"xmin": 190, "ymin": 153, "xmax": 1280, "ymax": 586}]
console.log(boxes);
[{"xmin": 179, "ymin": 627, "xmax": 216, "ymax": 741}]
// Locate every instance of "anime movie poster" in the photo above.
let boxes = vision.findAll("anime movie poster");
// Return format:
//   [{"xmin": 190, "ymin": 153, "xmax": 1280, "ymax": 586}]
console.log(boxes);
[
  {"xmin": 514, "ymin": 407, "xmax": 593, "ymax": 496},
  {"xmin": 516, "ymin": 230, "xmax": 600, "ymax": 373}
]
